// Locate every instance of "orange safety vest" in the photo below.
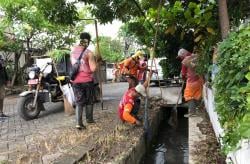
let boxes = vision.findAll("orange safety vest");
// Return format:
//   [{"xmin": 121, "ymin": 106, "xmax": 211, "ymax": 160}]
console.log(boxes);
[{"xmin": 119, "ymin": 58, "xmax": 139, "ymax": 78}]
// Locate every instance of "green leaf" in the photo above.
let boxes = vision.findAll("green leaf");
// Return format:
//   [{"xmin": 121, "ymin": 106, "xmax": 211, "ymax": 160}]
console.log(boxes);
[
  {"xmin": 208, "ymin": 0, "xmax": 216, "ymax": 4},
  {"xmin": 206, "ymin": 27, "xmax": 216, "ymax": 35},
  {"xmin": 246, "ymin": 72, "xmax": 250, "ymax": 81},
  {"xmin": 188, "ymin": 2, "xmax": 197, "ymax": 9},
  {"xmin": 48, "ymin": 49, "xmax": 70, "ymax": 62},
  {"xmin": 184, "ymin": 10, "xmax": 192, "ymax": 20},
  {"xmin": 214, "ymin": 26, "xmax": 250, "ymax": 153}
]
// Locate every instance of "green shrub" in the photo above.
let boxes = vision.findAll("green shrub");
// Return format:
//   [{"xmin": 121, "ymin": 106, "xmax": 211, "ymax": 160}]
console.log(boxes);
[
  {"xmin": 48, "ymin": 49, "xmax": 70, "ymax": 62},
  {"xmin": 159, "ymin": 58, "xmax": 180, "ymax": 78},
  {"xmin": 214, "ymin": 25, "xmax": 250, "ymax": 154}
]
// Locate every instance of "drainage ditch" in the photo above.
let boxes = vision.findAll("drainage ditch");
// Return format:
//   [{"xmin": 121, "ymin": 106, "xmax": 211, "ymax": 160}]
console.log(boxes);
[{"xmin": 141, "ymin": 107, "xmax": 188, "ymax": 164}]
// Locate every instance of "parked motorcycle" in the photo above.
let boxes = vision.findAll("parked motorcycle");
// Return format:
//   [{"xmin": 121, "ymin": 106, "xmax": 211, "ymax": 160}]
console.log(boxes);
[{"xmin": 17, "ymin": 58, "xmax": 69, "ymax": 120}]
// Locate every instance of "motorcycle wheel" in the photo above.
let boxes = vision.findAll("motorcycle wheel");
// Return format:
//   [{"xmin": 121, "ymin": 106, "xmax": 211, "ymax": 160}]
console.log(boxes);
[{"xmin": 17, "ymin": 94, "xmax": 42, "ymax": 120}]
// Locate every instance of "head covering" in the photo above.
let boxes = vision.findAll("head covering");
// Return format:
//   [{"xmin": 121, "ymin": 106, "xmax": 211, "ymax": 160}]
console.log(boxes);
[
  {"xmin": 132, "ymin": 51, "xmax": 143, "ymax": 59},
  {"xmin": 135, "ymin": 84, "xmax": 146, "ymax": 97},
  {"xmin": 177, "ymin": 48, "xmax": 190, "ymax": 59}
]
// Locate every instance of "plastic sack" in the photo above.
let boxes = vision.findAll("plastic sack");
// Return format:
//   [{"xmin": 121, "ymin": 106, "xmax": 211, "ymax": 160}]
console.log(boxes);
[{"xmin": 61, "ymin": 83, "xmax": 75, "ymax": 106}]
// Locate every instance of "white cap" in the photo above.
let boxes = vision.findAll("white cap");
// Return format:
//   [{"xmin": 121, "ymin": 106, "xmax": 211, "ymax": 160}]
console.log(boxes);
[
  {"xmin": 135, "ymin": 84, "xmax": 146, "ymax": 97},
  {"xmin": 177, "ymin": 48, "xmax": 189, "ymax": 58}
]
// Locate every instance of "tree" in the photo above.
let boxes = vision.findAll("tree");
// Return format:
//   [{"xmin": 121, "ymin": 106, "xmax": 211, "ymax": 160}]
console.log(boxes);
[
  {"xmin": 120, "ymin": 1, "xmax": 219, "ymax": 77},
  {"xmin": 118, "ymin": 24, "xmax": 140, "ymax": 57},
  {"xmin": 217, "ymin": 0, "xmax": 250, "ymax": 39},
  {"xmin": 77, "ymin": 0, "xmax": 250, "ymax": 77},
  {"xmin": 79, "ymin": 0, "xmax": 142, "ymax": 23},
  {"xmin": 0, "ymin": 0, "xmax": 81, "ymax": 85},
  {"xmin": 98, "ymin": 36, "xmax": 124, "ymax": 63},
  {"xmin": 227, "ymin": 0, "xmax": 250, "ymax": 27},
  {"xmin": 218, "ymin": 0, "xmax": 230, "ymax": 39}
]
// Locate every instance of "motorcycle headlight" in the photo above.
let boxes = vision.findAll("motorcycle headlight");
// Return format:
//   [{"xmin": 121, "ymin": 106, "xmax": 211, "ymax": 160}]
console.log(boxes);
[{"xmin": 28, "ymin": 71, "xmax": 36, "ymax": 79}]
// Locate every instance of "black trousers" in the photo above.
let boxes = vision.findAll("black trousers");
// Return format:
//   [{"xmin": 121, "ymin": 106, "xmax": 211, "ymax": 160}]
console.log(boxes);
[{"xmin": 131, "ymin": 98, "xmax": 141, "ymax": 117}]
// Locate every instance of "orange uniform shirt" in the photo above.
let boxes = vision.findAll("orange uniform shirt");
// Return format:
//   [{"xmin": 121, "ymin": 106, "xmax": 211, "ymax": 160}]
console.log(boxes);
[
  {"xmin": 121, "ymin": 58, "xmax": 140, "ymax": 78},
  {"xmin": 118, "ymin": 88, "xmax": 137, "ymax": 124}
]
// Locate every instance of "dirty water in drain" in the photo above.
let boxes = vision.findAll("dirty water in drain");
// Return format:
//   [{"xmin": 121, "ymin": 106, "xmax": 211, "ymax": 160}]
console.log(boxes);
[{"xmin": 142, "ymin": 107, "xmax": 188, "ymax": 164}]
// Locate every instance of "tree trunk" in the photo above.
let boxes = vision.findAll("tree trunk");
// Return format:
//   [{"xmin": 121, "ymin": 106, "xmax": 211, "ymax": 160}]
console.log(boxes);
[
  {"xmin": 25, "ymin": 37, "xmax": 33, "ymax": 67},
  {"xmin": 218, "ymin": 0, "xmax": 230, "ymax": 39},
  {"xmin": 11, "ymin": 52, "xmax": 22, "ymax": 86}
]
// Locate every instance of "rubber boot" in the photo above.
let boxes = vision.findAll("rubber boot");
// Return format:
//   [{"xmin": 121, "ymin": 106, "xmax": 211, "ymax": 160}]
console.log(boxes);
[
  {"xmin": 0, "ymin": 99, "xmax": 3, "ymax": 114},
  {"xmin": 86, "ymin": 104, "xmax": 95, "ymax": 123},
  {"xmin": 75, "ymin": 105, "xmax": 85, "ymax": 129},
  {"xmin": 0, "ymin": 99, "xmax": 8, "ymax": 118},
  {"xmin": 184, "ymin": 100, "xmax": 198, "ymax": 118}
]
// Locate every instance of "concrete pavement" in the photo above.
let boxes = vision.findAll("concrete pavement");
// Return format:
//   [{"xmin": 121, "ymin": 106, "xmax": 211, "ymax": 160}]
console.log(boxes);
[
  {"xmin": 0, "ymin": 82, "xmax": 182, "ymax": 163},
  {"xmin": 0, "ymin": 82, "xmax": 126, "ymax": 163},
  {"xmin": 0, "ymin": 95, "xmax": 122, "ymax": 163}
]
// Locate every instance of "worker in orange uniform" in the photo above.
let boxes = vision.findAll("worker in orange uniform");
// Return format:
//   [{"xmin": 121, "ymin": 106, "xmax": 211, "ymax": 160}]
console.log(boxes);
[
  {"xmin": 177, "ymin": 48, "xmax": 204, "ymax": 117},
  {"xmin": 118, "ymin": 71, "xmax": 153, "ymax": 125},
  {"xmin": 120, "ymin": 51, "xmax": 143, "ymax": 78}
]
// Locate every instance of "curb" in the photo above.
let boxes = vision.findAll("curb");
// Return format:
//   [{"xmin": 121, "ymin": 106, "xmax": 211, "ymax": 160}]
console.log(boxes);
[
  {"xmin": 114, "ymin": 107, "xmax": 165, "ymax": 163},
  {"xmin": 53, "ymin": 144, "xmax": 94, "ymax": 164}
]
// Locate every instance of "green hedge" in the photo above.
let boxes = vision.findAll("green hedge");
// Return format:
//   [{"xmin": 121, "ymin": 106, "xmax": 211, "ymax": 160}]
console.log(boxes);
[{"xmin": 214, "ymin": 25, "xmax": 250, "ymax": 154}]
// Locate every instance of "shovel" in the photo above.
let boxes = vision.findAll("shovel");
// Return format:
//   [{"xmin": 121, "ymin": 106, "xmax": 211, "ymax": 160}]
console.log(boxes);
[{"xmin": 168, "ymin": 82, "xmax": 184, "ymax": 128}]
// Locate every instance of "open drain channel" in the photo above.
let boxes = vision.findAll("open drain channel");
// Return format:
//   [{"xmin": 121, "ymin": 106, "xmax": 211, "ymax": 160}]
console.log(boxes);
[{"xmin": 141, "ymin": 107, "xmax": 188, "ymax": 164}]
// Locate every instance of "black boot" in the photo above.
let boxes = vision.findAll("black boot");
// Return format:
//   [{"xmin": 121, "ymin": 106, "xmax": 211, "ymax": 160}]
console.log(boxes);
[
  {"xmin": 0, "ymin": 99, "xmax": 8, "ymax": 118},
  {"xmin": 0, "ymin": 99, "xmax": 4, "ymax": 114},
  {"xmin": 86, "ymin": 105, "xmax": 95, "ymax": 123},
  {"xmin": 76, "ymin": 105, "xmax": 86, "ymax": 129}
]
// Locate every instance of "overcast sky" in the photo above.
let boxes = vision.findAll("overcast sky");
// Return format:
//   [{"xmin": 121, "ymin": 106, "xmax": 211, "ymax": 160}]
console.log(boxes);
[
  {"xmin": 85, "ymin": 20, "xmax": 123, "ymax": 39},
  {"xmin": 0, "ymin": 2, "xmax": 123, "ymax": 40}
]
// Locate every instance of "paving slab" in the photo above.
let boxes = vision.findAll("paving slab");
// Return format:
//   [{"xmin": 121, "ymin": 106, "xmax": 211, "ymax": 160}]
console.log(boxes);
[
  {"xmin": 0, "ymin": 83, "xmax": 181, "ymax": 164},
  {"xmin": 189, "ymin": 115, "xmax": 206, "ymax": 164}
]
